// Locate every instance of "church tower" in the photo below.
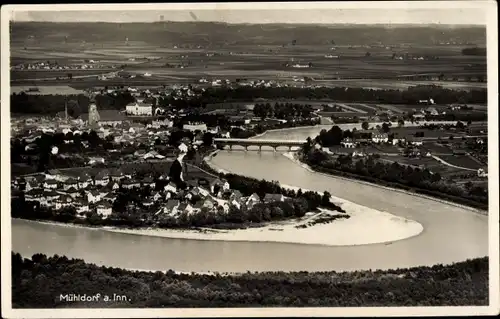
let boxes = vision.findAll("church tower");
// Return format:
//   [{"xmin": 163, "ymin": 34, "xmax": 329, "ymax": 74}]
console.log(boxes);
[{"xmin": 87, "ymin": 92, "xmax": 100, "ymax": 127}]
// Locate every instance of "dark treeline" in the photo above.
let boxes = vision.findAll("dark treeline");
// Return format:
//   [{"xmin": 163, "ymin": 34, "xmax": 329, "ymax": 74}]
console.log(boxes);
[
  {"xmin": 11, "ymin": 85, "xmax": 487, "ymax": 115},
  {"xmin": 461, "ymin": 47, "xmax": 487, "ymax": 56},
  {"xmin": 12, "ymin": 252, "xmax": 489, "ymax": 308},
  {"xmin": 198, "ymin": 85, "xmax": 487, "ymax": 105},
  {"xmin": 10, "ymin": 91, "xmax": 135, "ymax": 115}
]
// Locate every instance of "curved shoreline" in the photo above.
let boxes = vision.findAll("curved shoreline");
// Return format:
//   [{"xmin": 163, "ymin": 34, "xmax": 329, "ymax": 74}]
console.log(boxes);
[{"xmin": 205, "ymin": 148, "xmax": 486, "ymax": 216}]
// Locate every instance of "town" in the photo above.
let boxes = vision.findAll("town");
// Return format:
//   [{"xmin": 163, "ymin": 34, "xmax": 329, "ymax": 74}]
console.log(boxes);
[{"xmin": 6, "ymin": 9, "xmax": 493, "ymax": 312}]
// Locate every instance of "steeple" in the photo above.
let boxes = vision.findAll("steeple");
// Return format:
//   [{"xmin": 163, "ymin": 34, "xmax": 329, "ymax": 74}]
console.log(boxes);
[
  {"xmin": 64, "ymin": 98, "xmax": 68, "ymax": 122},
  {"xmin": 87, "ymin": 91, "xmax": 100, "ymax": 127}
]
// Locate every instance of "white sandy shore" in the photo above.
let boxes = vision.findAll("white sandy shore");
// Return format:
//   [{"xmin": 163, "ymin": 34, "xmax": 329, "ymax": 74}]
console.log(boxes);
[
  {"xmin": 195, "ymin": 153, "xmax": 425, "ymax": 246},
  {"xmin": 103, "ymin": 207, "xmax": 423, "ymax": 247}
]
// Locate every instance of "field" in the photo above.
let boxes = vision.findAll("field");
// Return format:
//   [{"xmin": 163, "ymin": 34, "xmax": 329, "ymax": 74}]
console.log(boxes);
[
  {"xmin": 10, "ymin": 22, "xmax": 487, "ymax": 91},
  {"xmin": 437, "ymin": 155, "xmax": 485, "ymax": 170},
  {"xmin": 10, "ymin": 85, "xmax": 86, "ymax": 95},
  {"xmin": 377, "ymin": 155, "xmax": 468, "ymax": 176},
  {"xmin": 389, "ymin": 127, "xmax": 468, "ymax": 139}
]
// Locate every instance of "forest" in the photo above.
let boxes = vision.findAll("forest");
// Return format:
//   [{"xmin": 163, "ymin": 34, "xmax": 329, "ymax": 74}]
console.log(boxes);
[
  {"xmin": 11, "ymin": 252, "xmax": 489, "ymax": 308},
  {"xmin": 196, "ymin": 85, "xmax": 487, "ymax": 105}
]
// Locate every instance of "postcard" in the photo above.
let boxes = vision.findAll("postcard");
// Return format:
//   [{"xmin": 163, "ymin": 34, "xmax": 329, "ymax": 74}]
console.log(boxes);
[{"xmin": 1, "ymin": 1, "xmax": 498, "ymax": 318}]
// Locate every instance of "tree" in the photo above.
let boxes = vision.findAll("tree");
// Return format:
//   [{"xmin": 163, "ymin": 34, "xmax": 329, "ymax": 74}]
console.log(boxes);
[
  {"xmin": 66, "ymin": 100, "xmax": 81, "ymax": 118},
  {"xmin": 398, "ymin": 119, "xmax": 405, "ymax": 127},
  {"xmin": 362, "ymin": 122, "xmax": 370, "ymax": 130},
  {"xmin": 202, "ymin": 132, "xmax": 214, "ymax": 146},
  {"xmin": 456, "ymin": 121, "xmax": 465, "ymax": 130},
  {"xmin": 381, "ymin": 122, "xmax": 391, "ymax": 133},
  {"xmin": 321, "ymin": 191, "xmax": 332, "ymax": 206},
  {"xmin": 67, "ymin": 73, "xmax": 73, "ymax": 80}
]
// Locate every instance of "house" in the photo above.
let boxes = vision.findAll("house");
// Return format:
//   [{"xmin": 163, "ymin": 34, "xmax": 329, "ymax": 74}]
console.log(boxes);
[
  {"xmin": 88, "ymin": 157, "xmax": 105, "ymax": 166},
  {"xmin": 110, "ymin": 181, "xmax": 120, "ymax": 190},
  {"xmin": 412, "ymin": 114, "xmax": 426, "ymax": 120},
  {"xmin": 392, "ymin": 138, "xmax": 406, "ymax": 146},
  {"xmin": 229, "ymin": 190, "xmax": 243, "ymax": 202},
  {"xmin": 63, "ymin": 178, "xmax": 79, "ymax": 190},
  {"xmin": 143, "ymin": 199, "xmax": 154, "ymax": 207},
  {"xmin": 341, "ymin": 138, "xmax": 356, "ymax": 148},
  {"xmin": 183, "ymin": 123, "xmax": 208, "ymax": 132},
  {"xmin": 125, "ymin": 101, "xmax": 153, "ymax": 116},
  {"xmin": 162, "ymin": 199, "xmax": 180, "ymax": 216},
  {"xmin": 418, "ymin": 98, "xmax": 435, "ymax": 105},
  {"xmin": 425, "ymin": 107, "xmax": 439, "ymax": 116},
  {"xmin": 153, "ymin": 192, "xmax": 163, "ymax": 202},
  {"xmin": 352, "ymin": 150, "xmax": 365, "ymax": 158},
  {"xmin": 65, "ymin": 187, "xmax": 80, "ymax": 198},
  {"xmin": 151, "ymin": 118, "xmax": 174, "ymax": 128},
  {"xmin": 86, "ymin": 189, "xmax": 101, "ymax": 203},
  {"xmin": 177, "ymin": 202, "xmax": 195, "ymax": 215},
  {"xmin": 122, "ymin": 180, "xmax": 140, "ymax": 189},
  {"xmin": 164, "ymin": 182, "xmax": 177, "ymax": 193},
  {"xmin": 43, "ymin": 179, "xmax": 59, "ymax": 189},
  {"xmin": 245, "ymin": 193, "xmax": 261, "ymax": 209},
  {"xmin": 45, "ymin": 169, "xmax": 66, "ymax": 182},
  {"xmin": 477, "ymin": 168, "xmax": 488, "ymax": 177},
  {"xmin": 141, "ymin": 176, "xmax": 156, "ymax": 188},
  {"xmin": 102, "ymin": 193, "xmax": 116, "ymax": 203},
  {"xmin": 144, "ymin": 151, "xmax": 165, "ymax": 160},
  {"xmin": 408, "ymin": 137, "xmax": 424, "ymax": 146},
  {"xmin": 372, "ymin": 133, "xmax": 389, "ymax": 144},
  {"xmin": 202, "ymin": 198, "xmax": 217, "ymax": 210},
  {"xmin": 94, "ymin": 171, "xmax": 110, "ymax": 186},
  {"xmin": 109, "ymin": 169, "xmax": 124, "ymax": 182},
  {"xmin": 99, "ymin": 189, "xmax": 109, "ymax": 198},
  {"xmin": 25, "ymin": 180, "xmax": 37, "ymax": 192},
  {"xmin": 43, "ymin": 189, "xmax": 60, "ymax": 202},
  {"xmin": 263, "ymin": 193, "xmax": 286, "ymax": 203},
  {"xmin": 96, "ymin": 201, "xmax": 113, "ymax": 218},
  {"xmin": 77, "ymin": 172, "xmax": 92, "ymax": 189},
  {"xmin": 25, "ymin": 188, "xmax": 45, "ymax": 203},
  {"xmin": 74, "ymin": 199, "xmax": 90, "ymax": 217},
  {"xmin": 54, "ymin": 194, "xmax": 73, "ymax": 210}
]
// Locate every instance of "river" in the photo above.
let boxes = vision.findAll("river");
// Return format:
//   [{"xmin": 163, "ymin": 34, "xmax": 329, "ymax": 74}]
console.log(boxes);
[{"xmin": 12, "ymin": 124, "xmax": 488, "ymax": 273}]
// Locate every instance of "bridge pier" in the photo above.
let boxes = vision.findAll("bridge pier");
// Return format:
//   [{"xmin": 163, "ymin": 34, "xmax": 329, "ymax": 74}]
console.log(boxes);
[
  {"xmin": 273, "ymin": 146, "xmax": 277, "ymax": 152},
  {"xmin": 258, "ymin": 145, "xmax": 262, "ymax": 153},
  {"xmin": 288, "ymin": 145, "xmax": 292, "ymax": 151},
  {"xmin": 244, "ymin": 145, "xmax": 248, "ymax": 152},
  {"xmin": 229, "ymin": 145, "xmax": 233, "ymax": 151}
]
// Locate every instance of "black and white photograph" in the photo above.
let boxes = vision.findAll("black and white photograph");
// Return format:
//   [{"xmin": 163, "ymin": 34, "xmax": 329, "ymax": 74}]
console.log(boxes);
[{"xmin": 1, "ymin": 1, "xmax": 498, "ymax": 317}]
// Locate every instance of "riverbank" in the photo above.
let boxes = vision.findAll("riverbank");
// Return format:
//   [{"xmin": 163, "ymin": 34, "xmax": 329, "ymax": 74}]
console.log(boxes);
[
  {"xmin": 202, "ymin": 152, "xmax": 424, "ymax": 246},
  {"xmin": 282, "ymin": 151, "xmax": 488, "ymax": 216}
]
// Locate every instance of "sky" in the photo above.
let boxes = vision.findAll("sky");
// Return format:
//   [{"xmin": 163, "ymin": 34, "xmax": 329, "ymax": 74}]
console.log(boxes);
[{"xmin": 8, "ymin": 3, "xmax": 490, "ymax": 25}]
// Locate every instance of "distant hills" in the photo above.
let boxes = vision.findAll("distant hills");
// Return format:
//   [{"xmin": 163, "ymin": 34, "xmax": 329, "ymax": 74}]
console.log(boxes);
[{"xmin": 10, "ymin": 21, "xmax": 486, "ymax": 47}]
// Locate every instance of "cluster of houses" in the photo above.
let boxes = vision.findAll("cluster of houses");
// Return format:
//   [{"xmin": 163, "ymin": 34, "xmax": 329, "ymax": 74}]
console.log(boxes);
[
  {"xmin": 13, "ymin": 168, "xmax": 288, "ymax": 221},
  {"xmin": 11, "ymin": 60, "xmax": 114, "ymax": 71},
  {"xmin": 338, "ymin": 131, "xmax": 422, "ymax": 149}
]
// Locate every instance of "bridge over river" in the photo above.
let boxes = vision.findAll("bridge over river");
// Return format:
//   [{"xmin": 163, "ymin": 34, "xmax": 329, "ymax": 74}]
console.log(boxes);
[{"xmin": 213, "ymin": 138, "xmax": 307, "ymax": 151}]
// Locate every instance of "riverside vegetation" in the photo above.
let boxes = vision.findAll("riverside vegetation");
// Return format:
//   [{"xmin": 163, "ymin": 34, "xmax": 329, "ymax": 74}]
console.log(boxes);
[
  {"xmin": 300, "ymin": 126, "xmax": 488, "ymax": 210},
  {"xmin": 12, "ymin": 252, "xmax": 489, "ymax": 308}
]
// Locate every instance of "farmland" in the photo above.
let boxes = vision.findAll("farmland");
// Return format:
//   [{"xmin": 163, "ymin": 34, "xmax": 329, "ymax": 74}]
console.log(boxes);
[{"xmin": 10, "ymin": 22, "xmax": 487, "ymax": 91}]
